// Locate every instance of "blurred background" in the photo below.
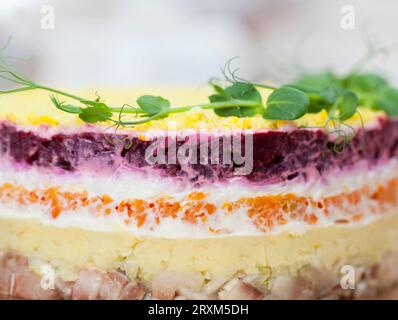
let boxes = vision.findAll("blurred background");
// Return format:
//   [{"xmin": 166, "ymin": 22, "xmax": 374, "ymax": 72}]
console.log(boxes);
[{"xmin": 0, "ymin": 0, "xmax": 397, "ymax": 88}]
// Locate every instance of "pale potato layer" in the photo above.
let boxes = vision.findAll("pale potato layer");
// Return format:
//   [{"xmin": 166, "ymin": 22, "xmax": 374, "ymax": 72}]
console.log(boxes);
[{"xmin": 1, "ymin": 211, "xmax": 398, "ymax": 283}]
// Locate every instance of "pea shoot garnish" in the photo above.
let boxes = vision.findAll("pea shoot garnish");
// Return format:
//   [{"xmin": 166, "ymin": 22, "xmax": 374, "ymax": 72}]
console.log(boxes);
[{"xmin": 1, "ymin": 56, "xmax": 398, "ymax": 129}]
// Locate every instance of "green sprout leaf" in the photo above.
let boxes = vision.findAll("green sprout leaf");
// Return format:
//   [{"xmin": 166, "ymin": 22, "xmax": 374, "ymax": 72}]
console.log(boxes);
[
  {"xmin": 80, "ymin": 100, "xmax": 110, "ymax": 108},
  {"xmin": 338, "ymin": 91, "xmax": 359, "ymax": 121},
  {"xmin": 264, "ymin": 86, "xmax": 309, "ymax": 120},
  {"xmin": 293, "ymin": 72, "xmax": 338, "ymax": 93},
  {"xmin": 290, "ymin": 72, "xmax": 341, "ymax": 113},
  {"xmin": 373, "ymin": 86, "xmax": 398, "ymax": 116},
  {"xmin": 225, "ymin": 82, "xmax": 262, "ymax": 102},
  {"xmin": 50, "ymin": 96, "xmax": 82, "ymax": 114},
  {"xmin": 136, "ymin": 95, "xmax": 170, "ymax": 115},
  {"xmin": 210, "ymin": 82, "xmax": 262, "ymax": 117},
  {"xmin": 212, "ymin": 84, "xmax": 229, "ymax": 97},
  {"xmin": 346, "ymin": 73, "xmax": 388, "ymax": 92},
  {"xmin": 78, "ymin": 104, "xmax": 113, "ymax": 123},
  {"xmin": 304, "ymin": 87, "xmax": 338, "ymax": 114},
  {"xmin": 307, "ymin": 100, "xmax": 329, "ymax": 113}
]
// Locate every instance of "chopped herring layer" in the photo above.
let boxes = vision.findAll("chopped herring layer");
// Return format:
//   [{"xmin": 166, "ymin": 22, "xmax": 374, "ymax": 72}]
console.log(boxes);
[{"xmin": 3, "ymin": 250, "xmax": 398, "ymax": 300}]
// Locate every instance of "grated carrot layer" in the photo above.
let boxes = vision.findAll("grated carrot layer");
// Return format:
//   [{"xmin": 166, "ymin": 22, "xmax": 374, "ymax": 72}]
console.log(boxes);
[{"xmin": 0, "ymin": 179, "xmax": 397, "ymax": 233}]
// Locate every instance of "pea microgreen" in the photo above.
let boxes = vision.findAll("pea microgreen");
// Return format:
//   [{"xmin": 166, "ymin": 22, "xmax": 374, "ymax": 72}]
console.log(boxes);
[
  {"xmin": 1, "ymin": 56, "xmax": 398, "ymax": 128},
  {"xmin": 264, "ymin": 86, "xmax": 309, "ymax": 120}
]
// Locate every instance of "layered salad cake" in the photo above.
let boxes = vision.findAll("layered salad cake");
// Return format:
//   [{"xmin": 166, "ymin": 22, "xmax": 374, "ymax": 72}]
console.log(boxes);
[{"xmin": 1, "ymin": 67, "xmax": 398, "ymax": 299}]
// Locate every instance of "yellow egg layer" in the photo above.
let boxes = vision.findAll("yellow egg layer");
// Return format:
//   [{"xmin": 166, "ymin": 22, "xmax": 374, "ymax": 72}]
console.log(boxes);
[
  {"xmin": 0, "ymin": 88, "xmax": 384, "ymax": 132},
  {"xmin": 1, "ymin": 211, "xmax": 398, "ymax": 283}
]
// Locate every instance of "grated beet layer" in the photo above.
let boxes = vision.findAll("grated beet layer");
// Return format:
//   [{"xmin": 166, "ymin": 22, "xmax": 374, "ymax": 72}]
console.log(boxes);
[{"xmin": 1, "ymin": 118, "xmax": 398, "ymax": 185}]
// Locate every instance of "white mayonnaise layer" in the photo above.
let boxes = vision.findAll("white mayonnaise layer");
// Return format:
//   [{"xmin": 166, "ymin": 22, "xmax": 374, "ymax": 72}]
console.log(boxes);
[{"xmin": 0, "ymin": 158, "xmax": 397, "ymax": 238}]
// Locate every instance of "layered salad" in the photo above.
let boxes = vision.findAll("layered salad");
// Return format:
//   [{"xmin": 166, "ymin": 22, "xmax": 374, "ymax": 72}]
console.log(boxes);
[{"xmin": 1, "ymin": 65, "xmax": 398, "ymax": 299}]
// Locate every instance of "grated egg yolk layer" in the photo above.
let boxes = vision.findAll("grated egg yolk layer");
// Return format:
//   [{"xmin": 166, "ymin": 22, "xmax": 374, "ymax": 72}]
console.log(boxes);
[{"xmin": 0, "ymin": 88, "xmax": 384, "ymax": 132}]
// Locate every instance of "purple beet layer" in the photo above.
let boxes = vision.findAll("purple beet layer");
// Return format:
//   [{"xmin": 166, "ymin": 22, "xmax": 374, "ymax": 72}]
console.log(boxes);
[{"xmin": 1, "ymin": 118, "xmax": 397, "ymax": 186}]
